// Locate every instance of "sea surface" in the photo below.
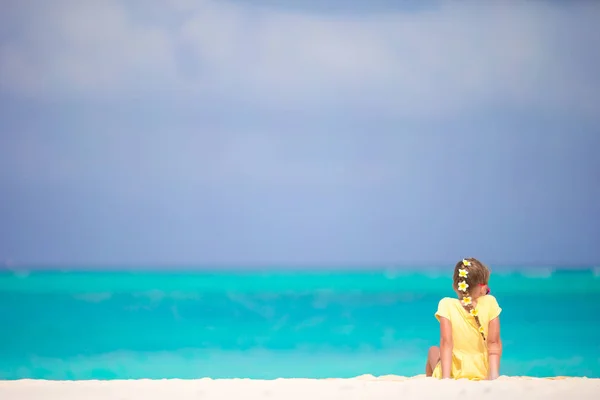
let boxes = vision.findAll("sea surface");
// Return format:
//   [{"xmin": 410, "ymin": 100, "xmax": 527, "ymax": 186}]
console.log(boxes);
[{"xmin": 1, "ymin": 267, "xmax": 599, "ymax": 380}]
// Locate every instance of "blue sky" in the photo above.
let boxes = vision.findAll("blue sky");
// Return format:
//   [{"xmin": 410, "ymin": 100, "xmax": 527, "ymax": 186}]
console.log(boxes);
[{"xmin": 1, "ymin": 0, "xmax": 599, "ymax": 268}]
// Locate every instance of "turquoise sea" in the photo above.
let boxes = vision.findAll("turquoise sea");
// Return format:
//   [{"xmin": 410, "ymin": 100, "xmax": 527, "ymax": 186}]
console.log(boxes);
[{"xmin": 1, "ymin": 268, "xmax": 599, "ymax": 380}]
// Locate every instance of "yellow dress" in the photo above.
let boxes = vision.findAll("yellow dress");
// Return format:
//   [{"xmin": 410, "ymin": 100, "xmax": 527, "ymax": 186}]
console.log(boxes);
[{"xmin": 432, "ymin": 295, "xmax": 502, "ymax": 380}]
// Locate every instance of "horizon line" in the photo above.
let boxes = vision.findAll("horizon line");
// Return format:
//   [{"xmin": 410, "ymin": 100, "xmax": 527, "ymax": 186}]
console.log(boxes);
[{"xmin": 1, "ymin": 262, "xmax": 598, "ymax": 272}]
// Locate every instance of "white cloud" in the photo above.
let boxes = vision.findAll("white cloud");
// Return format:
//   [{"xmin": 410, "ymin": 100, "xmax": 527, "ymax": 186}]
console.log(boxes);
[
  {"xmin": 0, "ymin": 0, "xmax": 177, "ymax": 99},
  {"xmin": 1, "ymin": 0, "xmax": 599, "ymax": 117}
]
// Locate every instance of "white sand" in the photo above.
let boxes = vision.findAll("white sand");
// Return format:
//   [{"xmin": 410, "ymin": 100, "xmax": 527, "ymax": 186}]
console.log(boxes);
[{"xmin": 1, "ymin": 375, "xmax": 598, "ymax": 400}]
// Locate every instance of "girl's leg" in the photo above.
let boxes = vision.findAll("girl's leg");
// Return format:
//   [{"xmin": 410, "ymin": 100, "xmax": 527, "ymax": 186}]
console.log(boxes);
[{"xmin": 426, "ymin": 346, "xmax": 440, "ymax": 377}]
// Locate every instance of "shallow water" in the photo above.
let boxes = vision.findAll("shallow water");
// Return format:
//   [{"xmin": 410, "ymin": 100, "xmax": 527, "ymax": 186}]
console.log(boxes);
[{"xmin": 1, "ymin": 268, "xmax": 598, "ymax": 379}]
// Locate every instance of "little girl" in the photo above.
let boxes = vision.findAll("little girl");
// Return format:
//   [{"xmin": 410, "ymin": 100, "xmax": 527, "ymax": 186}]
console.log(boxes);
[{"xmin": 426, "ymin": 258, "xmax": 503, "ymax": 380}]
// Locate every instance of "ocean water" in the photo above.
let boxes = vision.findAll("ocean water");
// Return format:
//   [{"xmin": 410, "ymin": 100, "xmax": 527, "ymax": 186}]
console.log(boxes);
[{"xmin": 0, "ymin": 268, "xmax": 599, "ymax": 380}]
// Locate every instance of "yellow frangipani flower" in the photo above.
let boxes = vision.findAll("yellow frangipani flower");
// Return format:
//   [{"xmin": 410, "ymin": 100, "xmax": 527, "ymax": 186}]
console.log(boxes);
[
  {"xmin": 470, "ymin": 308, "xmax": 479, "ymax": 317},
  {"xmin": 462, "ymin": 259, "xmax": 471, "ymax": 266},
  {"xmin": 462, "ymin": 296, "xmax": 472, "ymax": 306},
  {"xmin": 458, "ymin": 268, "xmax": 468, "ymax": 278},
  {"xmin": 458, "ymin": 281, "xmax": 469, "ymax": 292}
]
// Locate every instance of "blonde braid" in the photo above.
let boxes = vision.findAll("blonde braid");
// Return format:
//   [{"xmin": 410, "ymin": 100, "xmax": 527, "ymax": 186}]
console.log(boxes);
[{"xmin": 454, "ymin": 258, "xmax": 488, "ymax": 342}]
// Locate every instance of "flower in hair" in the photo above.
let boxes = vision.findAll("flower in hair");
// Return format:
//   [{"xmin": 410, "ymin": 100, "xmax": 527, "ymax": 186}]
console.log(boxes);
[
  {"xmin": 462, "ymin": 296, "xmax": 472, "ymax": 306},
  {"xmin": 458, "ymin": 268, "xmax": 468, "ymax": 278},
  {"xmin": 458, "ymin": 281, "xmax": 469, "ymax": 292},
  {"xmin": 470, "ymin": 308, "xmax": 479, "ymax": 317},
  {"xmin": 462, "ymin": 259, "xmax": 471, "ymax": 266}
]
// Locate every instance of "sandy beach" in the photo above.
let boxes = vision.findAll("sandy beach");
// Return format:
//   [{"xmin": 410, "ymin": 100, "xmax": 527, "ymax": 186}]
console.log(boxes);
[{"xmin": 1, "ymin": 375, "xmax": 598, "ymax": 400}]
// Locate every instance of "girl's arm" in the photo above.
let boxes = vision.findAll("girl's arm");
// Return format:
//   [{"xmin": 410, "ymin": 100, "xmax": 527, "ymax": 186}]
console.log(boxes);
[
  {"xmin": 439, "ymin": 316, "xmax": 453, "ymax": 379},
  {"xmin": 487, "ymin": 317, "xmax": 502, "ymax": 380}
]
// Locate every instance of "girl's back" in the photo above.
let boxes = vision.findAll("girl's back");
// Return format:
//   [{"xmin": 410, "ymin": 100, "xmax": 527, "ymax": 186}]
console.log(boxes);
[
  {"xmin": 426, "ymin": 258, "xmax": 503, "ymax": 381},
  {"xmin": 433, "ymin": 295, "xmax": 502, "ymax": 380}
]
